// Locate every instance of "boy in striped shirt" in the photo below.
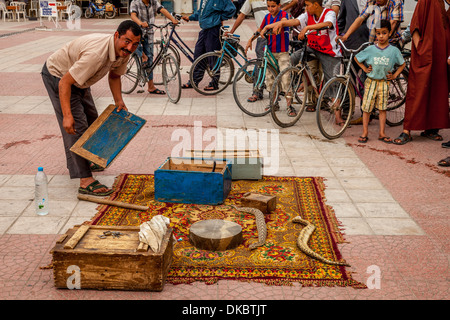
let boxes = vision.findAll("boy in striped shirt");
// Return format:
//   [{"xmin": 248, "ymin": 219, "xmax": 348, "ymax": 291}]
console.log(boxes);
[{"xmin": 246, "ymin": 0, "xmax": 294, "ymax": 115}]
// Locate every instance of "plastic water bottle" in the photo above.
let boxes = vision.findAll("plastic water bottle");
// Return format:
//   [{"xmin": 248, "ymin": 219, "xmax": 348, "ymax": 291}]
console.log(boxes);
[{"xmin": 35, "ymin": 167, "xmax": 49, "ymax": 216}]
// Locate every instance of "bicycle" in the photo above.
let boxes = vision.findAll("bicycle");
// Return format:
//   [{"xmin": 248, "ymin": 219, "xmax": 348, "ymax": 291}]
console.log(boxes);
[
  {"xmin": 316, "ymin": 39, "xmax": 408, "ymax": 139},
  {"xmin": 153, "ymin": 13, "xmax": 195, "ymax": 85},
  {"xmin": 120, "ymin": 21, "xmax": 181, "ymax": 104},
  {"xmin": 268, "ymin": 29, "xmax": 326, "ymax": 127},
  {"xmin": 189, "ymin": 26, "xmax": 248, "ymax": 96},
  {"xmin": 232, "ymin": 31, "xmax": 281, "ymax": 117}
]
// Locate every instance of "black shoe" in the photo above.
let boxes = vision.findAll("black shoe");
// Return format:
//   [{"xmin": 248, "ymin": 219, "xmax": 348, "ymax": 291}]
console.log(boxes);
[{"xmin": 442, "ymin": 141, "xmax": 450, "ymax": 149}]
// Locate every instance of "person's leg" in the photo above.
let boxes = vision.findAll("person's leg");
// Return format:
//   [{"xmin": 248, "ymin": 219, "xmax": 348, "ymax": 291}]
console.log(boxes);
[
  {"xmin": 203, "ymin": 25, "xmax": 222, "ymax": 89},
  {"xmin": 190, "ymin": 29, "xmax": 208, "ymax": 86},
  {"xmin": 145, "ymin": 40, "xmax": 165, "ymax": 94},
  {"xmin": 376, "ymin": 80, "xmax": 392, "ymax": 143},
  {"xmin": 248, "ymin": 37, "xmax": 266, "ymax": 100}
]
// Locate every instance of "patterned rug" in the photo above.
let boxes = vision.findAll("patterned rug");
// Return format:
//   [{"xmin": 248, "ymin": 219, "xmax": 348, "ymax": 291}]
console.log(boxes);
[{"xmin": 89, "ymin": 174, "xmax": 366, "ymax": 288}]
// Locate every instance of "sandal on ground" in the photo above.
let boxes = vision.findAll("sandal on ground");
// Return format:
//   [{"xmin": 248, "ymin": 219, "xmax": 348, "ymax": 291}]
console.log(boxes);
[
  {"xmin": 265, "ymin": 104, "xmax": 280, "ymax": 112},
  {"xmin": 442, "ymin": 141, "xmax": 450, "ymax": 149},
  {"xmin": 247, "ymin": 94, "xmax": 260, "ymax": 103},
  {"xmin": 438, "ymin": 156, "xmax": 450, "ymax": 167},
  {"xmin": 420, "ymin": 130, "xmax": 443, "ymax": 141},
  {"xmin": 358, "ymin": 136, "xmax": 369, "ymax": 143},
  {"xmin": 89, "ymin": 162, "xmax": 104, "ymax": 172},
  {"xmin": 148, "ymin": 88, "xmax": 166, "ymax": 95},
  {"xmin": 306, "ymin": 105, "xmax": 316, "ymax": 112},
  {"xmin": 287, "ymin": 106, "xmax": 297, "ymax": 117},
  {"xmin": 182, "ymin": 82, "xmax": 193, "ymax": 89},
  {"xmin": 78, "ymin": 180, "xmax": 113, "ymax": 196},
  {"xmin": 378, "ymin": 136, "xmax": 393, "ymax": 144},
  {"xmin": 393, "ymin": 132, "xmax": 412, "ymax": 145},
  {"xmin": 204, "ymin": 85, "xmax": 218, "ymax": 91}
]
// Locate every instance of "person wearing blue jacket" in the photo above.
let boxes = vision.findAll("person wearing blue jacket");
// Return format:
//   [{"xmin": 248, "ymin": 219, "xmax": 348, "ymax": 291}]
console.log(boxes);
[{"xmin": 181, "ymin": 0, "xmax": 236, "ymax": 89}]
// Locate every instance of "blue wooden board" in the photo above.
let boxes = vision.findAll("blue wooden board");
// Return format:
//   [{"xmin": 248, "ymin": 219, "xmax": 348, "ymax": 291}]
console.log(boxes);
[
  {"xmin": 70, "ymin": 105, "xmax": 146, "ymax": 168},
  {"xmin": 154, "ymin": 157, "xmax": 232, "ymax": 205}
]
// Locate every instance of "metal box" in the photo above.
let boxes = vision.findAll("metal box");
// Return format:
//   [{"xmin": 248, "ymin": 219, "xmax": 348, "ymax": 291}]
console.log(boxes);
[
  {"xmin": 154, "ymin": 157, "xmax": 232, "ymax": 205},
  {"xmin": 51, "ymin": 225, "xmax": 174, "ymax": 291},
  {"xmin": 185, "ymin": 150, "xmax": 262, "ymax": 180}
]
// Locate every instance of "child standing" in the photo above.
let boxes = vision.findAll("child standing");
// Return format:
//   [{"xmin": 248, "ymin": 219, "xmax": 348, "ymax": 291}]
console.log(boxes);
[
  {"xmin": 354, "ymin": 20, "xmax": 406, "ymax": 144},
  {"xmin": 246, "ymin": 0, "xmax": 293, "ymax": 115}
]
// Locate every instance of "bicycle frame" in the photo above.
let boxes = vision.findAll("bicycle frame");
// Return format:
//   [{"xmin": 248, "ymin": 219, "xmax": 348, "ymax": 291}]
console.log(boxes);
[
  {"xmin": 207, "ymin": 36, "xmax": 248, "ymax": 78},
  {"xmin": 144, "ymin": 22, "xmax": 188, "ymax": 74},
  {"xmin": 163, "ymin": 24, "xmax": 195, "ymax": 64}
]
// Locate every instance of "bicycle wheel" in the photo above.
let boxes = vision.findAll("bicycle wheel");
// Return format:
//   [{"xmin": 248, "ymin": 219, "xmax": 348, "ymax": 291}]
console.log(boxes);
[
  {"xmin": 153, "ymin": 41, "xmax": 180, "ymax": 85},
  {"xmin": 190, "ymin": 52, "xmax": 234, "ymax": 95},
  {"xmin": 232, "ymin": 60, "xmax": 276, "ymax": 117},
  {"xmin": 84, "ymin": 7, "xmax": 93, "ymax": 18},
  {"xmin": 121, "ymin": 54, "xmax": 140, "ymax": 94},
  {"xmin": 105, "ymin": 10, "xmax": 116, "ymax": 19},
  {"xmin": 163, "ymin": 54, "xmax": 182, "ymax": 104},
  {"xmin": 316, "ymin": 76, "xmax": 355, "ymax": 139},
  {"xmin": 386, "ymin": 70, "xmax": 408, "ymax": 127},
  {"xmin": 270, "ymin": 66, "xmax": 307, "ymax": 127}
]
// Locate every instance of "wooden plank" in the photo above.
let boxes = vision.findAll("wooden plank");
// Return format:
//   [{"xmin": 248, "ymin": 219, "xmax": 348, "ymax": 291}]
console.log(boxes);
[
  {"xmin": 70, "ymin": 105, "xmax": 146, "ymax": 168},
  {"xmin": 64, "ymin": 225, "xmax": 90, "ymax": 249},
  {"xmin": 137, "ymin": 242, "xmax": 149, "ymax": 252},
  {"xmin": 77, "ymin": 194, "xmax": 149, "ymax": 211}
]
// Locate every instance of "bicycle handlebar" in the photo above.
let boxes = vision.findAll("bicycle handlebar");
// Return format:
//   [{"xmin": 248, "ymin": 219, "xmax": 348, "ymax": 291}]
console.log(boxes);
[
  {"xmin": 337, "ymin": 39, "xmax": 371, "ymax": 54},
  {"xmin": 221, "ymin": 25, "xmax": 241, "ymax": 40}
]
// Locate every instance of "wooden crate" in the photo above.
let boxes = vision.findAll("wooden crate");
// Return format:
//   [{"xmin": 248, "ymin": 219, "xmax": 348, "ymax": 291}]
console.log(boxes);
[
  {"xmin": 51, "ymin": 225, "xmax": 174, "ymax": 291},
  {"xmin": 155, "ymin": 157, "xmax": 232, "ymax": 205},
  {"xmin": 185, "ymin": 149, "xmax": 262, "ymax": 180},
  {"xmin": 70, "ymin": 105, "xmax": 146, "ymax": 168}
]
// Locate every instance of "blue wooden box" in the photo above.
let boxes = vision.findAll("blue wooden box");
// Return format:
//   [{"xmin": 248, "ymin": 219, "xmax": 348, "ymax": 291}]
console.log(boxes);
[
  {"xmin": 154, "ymin": 157, "xmax": 232, "ymax": 205},
  {"xmin": 70, "ymin": 105, "xmax": 146, "ymax": 169}
]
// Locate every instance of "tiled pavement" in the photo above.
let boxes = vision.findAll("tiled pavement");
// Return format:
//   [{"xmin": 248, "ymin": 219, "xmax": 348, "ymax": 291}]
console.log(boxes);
[{"xmin": 0, "ymin": 16, "xmax": 448, "ymax": 302}]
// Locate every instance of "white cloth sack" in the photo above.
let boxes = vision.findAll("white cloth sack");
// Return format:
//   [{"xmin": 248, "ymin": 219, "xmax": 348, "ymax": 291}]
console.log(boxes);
[{"xmin": 139, "ymin": 215, "xmax": 170, "ymax": 252}]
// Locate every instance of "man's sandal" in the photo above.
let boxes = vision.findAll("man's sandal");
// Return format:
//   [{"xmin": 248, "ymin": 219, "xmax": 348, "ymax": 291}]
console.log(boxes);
[
  {"xmin": 78, "ymin": 180, "xmax": 113, "ymax": 196},
  {"xmin": 438, "ymin": 157, "xmax": 450, "ymax": 167},
  {"xmin": 393, "ymin": 132, "xmax": 412, "ymax": 145},
  {"xmin": 89, "ymin": 162, "xmax": 104, "ymax": 172},
  {"xmin": 420, "ymin": 131, "xmax": 443, "ymax": 141}
]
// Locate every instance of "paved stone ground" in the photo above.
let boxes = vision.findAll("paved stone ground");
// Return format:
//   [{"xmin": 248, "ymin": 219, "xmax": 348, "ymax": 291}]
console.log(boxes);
[{"xmin": 0, "ymin": 15, "xmax": 448, "ymax": 302}]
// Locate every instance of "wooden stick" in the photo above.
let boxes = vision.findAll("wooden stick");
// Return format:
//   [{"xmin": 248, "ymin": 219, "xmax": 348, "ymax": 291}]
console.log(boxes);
[{"xmin": 77, "ymin": 194, "xmax": 149, "ymax": 211}]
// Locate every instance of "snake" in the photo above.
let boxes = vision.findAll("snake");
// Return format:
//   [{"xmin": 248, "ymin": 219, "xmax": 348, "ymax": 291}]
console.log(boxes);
[
  {"xmin": 231, "ymin": 205, "xmax": 267, "ymax": 250},
  {"xmin": 292, "ymin": 216, "xmax": 350, "ymax": 267}
]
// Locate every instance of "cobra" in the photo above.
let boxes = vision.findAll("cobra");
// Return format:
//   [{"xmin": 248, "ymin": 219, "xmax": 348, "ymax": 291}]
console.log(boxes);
[
  {"xmin": 292, "ymin": 216, "xmax": 350, "ymax": 266},
  {"xmin": 231, "ymin": 205, "xmax": 267, "ymax": 250}
]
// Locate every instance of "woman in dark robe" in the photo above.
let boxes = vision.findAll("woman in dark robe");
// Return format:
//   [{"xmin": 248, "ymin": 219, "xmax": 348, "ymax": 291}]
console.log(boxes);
[{"xmin": 393, "ymin": 0, "xmax": 450, "ymax": 145}]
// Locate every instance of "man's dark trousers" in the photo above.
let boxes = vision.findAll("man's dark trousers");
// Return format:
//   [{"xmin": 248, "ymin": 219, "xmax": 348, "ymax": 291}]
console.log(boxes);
[{"xmin": 191, "ymin": 25, "xmax": 222, "ymax": 87}]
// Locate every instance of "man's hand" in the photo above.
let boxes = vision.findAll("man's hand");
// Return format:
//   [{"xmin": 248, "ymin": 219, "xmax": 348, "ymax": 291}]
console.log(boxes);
[
  {"xmin": 58, "ymin": 71, "xmax": 78, "ymax": 135},
  {"xmin": 115, "ymin": 100, "xmax": 128, "ymax": 112},
  {"xmin": 62, "ymin": 114, "xmax": 76, "ymax": 135},
  {"xmin": 141, "ymin": 22, "xmax": 149, "ymax": 28},
  {"xmin": 182, "ymin": 16, "xmax": 189, "ymax": 22}
]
